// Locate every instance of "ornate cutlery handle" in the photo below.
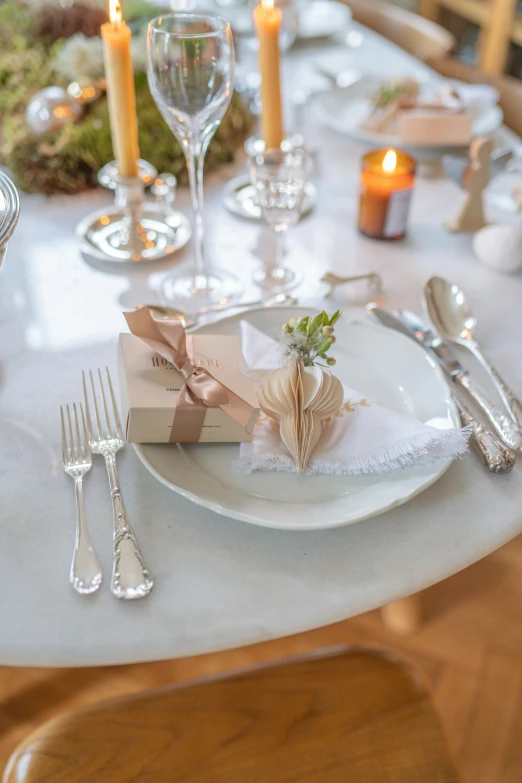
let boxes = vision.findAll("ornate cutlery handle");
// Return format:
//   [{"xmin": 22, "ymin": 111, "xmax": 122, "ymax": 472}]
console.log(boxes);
[
  {"xmin": 456, "ymin": 373, "xmax": 522, "ymax": 451},
  {"xmin": 469, "ymin": 340, "xmax": 522, "ymax": 437},
  {"xmin": 70, "ymin": 478, "xmax": 102, "ymax": 595},
  {"xmin": 104, "ymin": 453, "xmax": 154, "ymax": 600},
  {"xmin": 456, "ymin": 401, "xmax": 516, "ymax": 474}
]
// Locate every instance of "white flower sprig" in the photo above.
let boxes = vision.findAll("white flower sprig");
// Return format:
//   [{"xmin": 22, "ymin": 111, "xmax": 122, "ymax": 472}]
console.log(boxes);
[
  {"xmin": 280, "ymin": 310, "xmax": 341, "ymax": 368},
  {"xmin": 54, "ymin": 25, "xmax": 147, "ymax": 82},
  {"xmin": 54, "ymin": 34, "xmax": 104, "ymax": 81}
]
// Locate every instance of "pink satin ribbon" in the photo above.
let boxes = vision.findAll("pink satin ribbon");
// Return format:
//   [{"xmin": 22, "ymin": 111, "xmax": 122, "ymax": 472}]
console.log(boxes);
[{"xmin": 124, "ymin": 307, "xmax": 231, "ymax": 442}]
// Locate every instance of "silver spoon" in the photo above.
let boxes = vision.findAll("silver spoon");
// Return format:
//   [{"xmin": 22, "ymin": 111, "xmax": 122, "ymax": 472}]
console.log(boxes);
[
  {"xmin": 140, "ymin": 293, "xmax": 297, "ymax": 329},
  {"xmin": 425, "ymin": 276, "xmax": 522, "ymax": 441}
]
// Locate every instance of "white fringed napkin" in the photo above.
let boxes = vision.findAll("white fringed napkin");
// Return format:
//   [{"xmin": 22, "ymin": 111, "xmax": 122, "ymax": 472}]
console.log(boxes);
[{"xmin": 232, "ymin": 322, "xmax": 471, "ymax": 476}]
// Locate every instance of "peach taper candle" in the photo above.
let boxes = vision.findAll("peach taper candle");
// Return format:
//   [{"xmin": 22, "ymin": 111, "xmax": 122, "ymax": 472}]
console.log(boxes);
[
  {"xmin": 101, "ymin": 0, "xmax": 139, "ymax": 178},
  {"xmin": 254, "ymin": 0, "xmax": 284, "ymax": 149}
]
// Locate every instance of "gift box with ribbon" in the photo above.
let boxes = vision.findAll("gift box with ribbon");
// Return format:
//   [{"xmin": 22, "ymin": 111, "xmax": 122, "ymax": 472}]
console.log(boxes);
[{"xmin": 118, "ymin": 307, "xmax": 259, "ymax": 443}]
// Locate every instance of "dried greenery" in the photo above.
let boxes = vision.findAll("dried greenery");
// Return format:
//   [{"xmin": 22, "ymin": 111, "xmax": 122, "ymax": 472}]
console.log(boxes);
[
  {"xmin": 35, "ymin": 2, "xmax": 108, "ymax": 41},
  {"xmin": 372, "ymin": 78, "xmax": 419, "ymax": 109},
  {"xmin": 280, "ymin": 311, "xmax": 341, "ymax": 368},
  {"xmin": 0, "ymin": 1, "xmax": 253, "ymax": 195}
]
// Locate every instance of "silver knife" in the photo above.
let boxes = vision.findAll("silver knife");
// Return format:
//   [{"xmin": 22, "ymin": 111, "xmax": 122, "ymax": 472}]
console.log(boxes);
[
  {"xmin": 368, "ymin": 306, "xmax": 516, "ymax": 473},
  {"xmin": 399, "ymin": 310, "xmax": 521, "ymax": 452}
]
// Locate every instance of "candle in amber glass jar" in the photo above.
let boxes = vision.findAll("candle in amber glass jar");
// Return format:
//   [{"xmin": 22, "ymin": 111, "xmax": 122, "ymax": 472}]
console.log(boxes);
[{"xmin": 358, "ymin": 149, "xmax": 416, "ymax": 240}]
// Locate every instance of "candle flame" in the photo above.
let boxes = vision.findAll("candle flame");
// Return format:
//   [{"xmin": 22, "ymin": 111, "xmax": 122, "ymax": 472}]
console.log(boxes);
[
  {"xmin": 382, "ymin": 149, "xmax": 397, "ymax": 174},
  {"xmin": 261, "ymin": 0, "xmax": 275, "ymax": 9},
  {"xmin": 109, "ymin": 0, "xmax": 122, "ymax": 28}
]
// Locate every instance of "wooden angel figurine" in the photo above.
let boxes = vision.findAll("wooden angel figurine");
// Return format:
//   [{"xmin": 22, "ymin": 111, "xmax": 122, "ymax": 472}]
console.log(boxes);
[{"xmin": 446, "ymin": 137, "xmax": 493, "ymax": 233}]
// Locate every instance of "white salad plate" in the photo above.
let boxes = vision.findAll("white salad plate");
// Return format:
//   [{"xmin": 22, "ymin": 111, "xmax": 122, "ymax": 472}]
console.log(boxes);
[
  {"xmin": 316, "ymin": 76, "xmax": 503, "ymax": 161},
  {"xmin": 134, "ymin": 307, "xmax": 459, "ymax": 531}
]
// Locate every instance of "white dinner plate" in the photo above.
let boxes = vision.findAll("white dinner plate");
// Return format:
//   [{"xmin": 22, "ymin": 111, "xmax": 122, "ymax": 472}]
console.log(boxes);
[
  {"xmin": 316, "ymin": 77, "xmax": 503, "ymax": 161},
  {"xmin": 297, "ymin": 0, "xmax": 352, "ymax": 39},
  {"xmin": 134, "ymin": 307, "xmax": 459, "ymax": 531}
]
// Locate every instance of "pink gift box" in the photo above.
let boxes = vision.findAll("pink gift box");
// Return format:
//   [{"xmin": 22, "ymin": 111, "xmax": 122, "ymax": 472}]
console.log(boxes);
[{"xmin": 118, "ymin": 333, "xmax": 260, "ymax": 444}]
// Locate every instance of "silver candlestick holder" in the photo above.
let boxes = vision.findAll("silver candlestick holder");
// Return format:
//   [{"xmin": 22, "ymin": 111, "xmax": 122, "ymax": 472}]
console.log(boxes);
[{"xmin": 76, "ymin": 159, "xmax": 191, "ymax": 264}]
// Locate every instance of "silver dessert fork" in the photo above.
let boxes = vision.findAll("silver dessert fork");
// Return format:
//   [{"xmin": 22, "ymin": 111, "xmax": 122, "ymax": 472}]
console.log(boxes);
[
  {"xmin": 83, "ymin": 368, "xmax": 153, "ymax": 600},
  {"xmin": 61, "ymin": 403, "xmax": 102, "ymax": 595}
]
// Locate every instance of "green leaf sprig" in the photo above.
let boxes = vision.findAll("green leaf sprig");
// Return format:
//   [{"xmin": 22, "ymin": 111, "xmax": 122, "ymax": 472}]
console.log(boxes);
[
  {"xmin": 280, "ymin": 311, "xmax": 341, "ymax": 368},
  {"xmin": 372, "ymin": 78, "xmax": 419, "ymax": 109}
]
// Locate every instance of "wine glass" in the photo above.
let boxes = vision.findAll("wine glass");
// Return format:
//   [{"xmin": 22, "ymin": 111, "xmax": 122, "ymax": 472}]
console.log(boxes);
[
  {"xmin": 147, "ymin": 13, "xmax": 241, "ymax": 308},
  {"xmin": 250, "ymin": 148, "xmax": 311, "ymax": 291}
]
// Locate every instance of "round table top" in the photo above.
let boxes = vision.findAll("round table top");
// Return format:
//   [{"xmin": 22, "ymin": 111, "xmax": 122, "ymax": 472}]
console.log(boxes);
[{"xmin": 1, "ymin": 24, "xmax": 522, "ymax": 667}]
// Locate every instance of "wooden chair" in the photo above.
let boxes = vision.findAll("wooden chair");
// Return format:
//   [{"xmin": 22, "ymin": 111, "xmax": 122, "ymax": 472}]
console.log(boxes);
[
  {"xmin": 3, "ymin": 647, "xmax": 459, "ymax": 783},
  {"xmin": 345, "ymin": 0, "xmax": 456, "ymax": 61},
  {"xmin": 419, "ymin": 0, "xmax": 519, "ymax": 75}
]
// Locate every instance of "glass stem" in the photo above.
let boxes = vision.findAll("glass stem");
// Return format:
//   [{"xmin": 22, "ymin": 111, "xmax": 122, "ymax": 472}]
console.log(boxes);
[
  {"xmin": 186, "ymin": 140, "xmax": 206, "ymax": 288},
  {"xmin": 274, "ymin": 229, "xmax": 286, "ymax": 273}
]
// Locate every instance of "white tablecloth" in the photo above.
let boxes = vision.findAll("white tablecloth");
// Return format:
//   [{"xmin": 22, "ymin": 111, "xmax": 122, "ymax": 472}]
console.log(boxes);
[{"xmin": 1, "ymin": 24, "xmax": 521, "ymax": 667}]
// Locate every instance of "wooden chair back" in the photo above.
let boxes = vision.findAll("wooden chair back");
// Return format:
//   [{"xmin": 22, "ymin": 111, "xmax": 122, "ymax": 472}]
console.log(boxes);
[
  {"xmin": 3, "ymin": 647, "xmax": 460, "ymax": 783},
  {"xmin": 346, "ymin": 0, "xmax": 455, "ymax": 61}
]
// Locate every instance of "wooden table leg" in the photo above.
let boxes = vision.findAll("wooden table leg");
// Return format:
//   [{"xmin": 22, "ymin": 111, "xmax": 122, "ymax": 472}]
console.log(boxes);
[{"xmin": 381, "ymin": 594, "xmax": 422, "ymax": 635}]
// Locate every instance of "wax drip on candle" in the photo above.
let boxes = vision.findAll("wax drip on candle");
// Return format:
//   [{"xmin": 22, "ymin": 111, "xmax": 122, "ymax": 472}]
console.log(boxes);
[
  {"xmin": 382, "ymin": 150, "xmax": 397, "ymax": 174},
  {"xmin": 109, "ymin": 0, "xmax": 122, "ymax": 30}
]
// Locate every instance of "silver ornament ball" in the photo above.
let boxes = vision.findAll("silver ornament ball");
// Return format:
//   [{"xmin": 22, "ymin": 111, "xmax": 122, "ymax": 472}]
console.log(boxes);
[{"xmin": 26, "ymin": 86, "xmax": 83, "ymax": 135}]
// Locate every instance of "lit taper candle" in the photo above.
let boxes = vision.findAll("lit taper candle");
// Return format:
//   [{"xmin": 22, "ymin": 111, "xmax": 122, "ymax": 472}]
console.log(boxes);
[
  {"xmin": 101, "ymin": 0, "xmax": 139, "ymax": 178},
  {"xmin": 254, "ymin": 0, "xmax": 284, "ymax": 150}
]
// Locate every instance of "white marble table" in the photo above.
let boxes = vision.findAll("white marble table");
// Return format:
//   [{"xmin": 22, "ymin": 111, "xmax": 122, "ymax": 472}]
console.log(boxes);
[{"xmin": 1, "ymin": 24, "xmax": 522, "ymax": 667}]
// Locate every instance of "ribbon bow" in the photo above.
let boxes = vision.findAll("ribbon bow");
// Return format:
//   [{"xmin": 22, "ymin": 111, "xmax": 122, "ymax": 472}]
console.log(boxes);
[{"xmin": 124, "ymin": 307, "xmax": 230, "ymax": 442}]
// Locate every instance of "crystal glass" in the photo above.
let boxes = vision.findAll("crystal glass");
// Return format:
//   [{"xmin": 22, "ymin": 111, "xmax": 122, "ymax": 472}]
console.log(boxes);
[
  {"xmin": 147, "ymin": 13, "xmax": 241, "ymax": 307},
  {"xmin": 250, "ymin": 148, "xmax": 311, "ymax": 291}
]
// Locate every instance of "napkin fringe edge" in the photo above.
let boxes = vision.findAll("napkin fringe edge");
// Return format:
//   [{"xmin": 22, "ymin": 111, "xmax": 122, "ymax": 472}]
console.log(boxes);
[{"xmin": 232, "ymin": 425, "xmax": 472, "ymax": 476}]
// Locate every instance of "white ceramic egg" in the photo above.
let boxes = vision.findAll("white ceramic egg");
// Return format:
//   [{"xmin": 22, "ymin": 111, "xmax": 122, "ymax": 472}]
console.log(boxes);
[{"xmin": 472, "ymin": 224, "xmax": 522, "ymax": 274}]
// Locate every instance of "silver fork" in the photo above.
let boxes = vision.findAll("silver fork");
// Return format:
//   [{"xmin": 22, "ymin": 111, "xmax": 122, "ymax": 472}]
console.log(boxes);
[
  {"xmin": 83, "ymin": 368, "xmax": 154, "ymax": 600},
  {"xmin": 61, "ymin": 403, "xmax": 102, "ymax": 595}
]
